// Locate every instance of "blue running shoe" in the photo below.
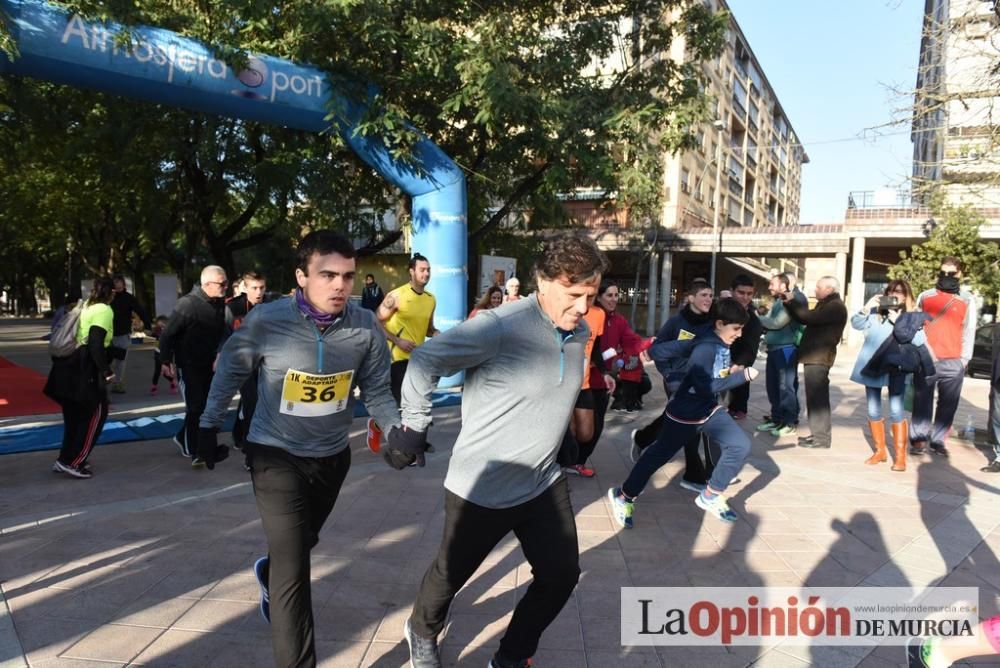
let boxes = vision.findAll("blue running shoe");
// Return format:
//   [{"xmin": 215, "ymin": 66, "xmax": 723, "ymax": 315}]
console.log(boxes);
[
  {"xmin": 608, "ymin": 487, "xmax": 634, "ymax": 529},
  {"xmin": 253, "ymin": 556, "xmax": 270, "ymax": 623}
]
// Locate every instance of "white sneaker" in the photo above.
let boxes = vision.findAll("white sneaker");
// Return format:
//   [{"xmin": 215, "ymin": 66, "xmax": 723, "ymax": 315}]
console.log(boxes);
[{"xmin": 695, "ymin": 491, "xmax": 738, "ymax": 523}]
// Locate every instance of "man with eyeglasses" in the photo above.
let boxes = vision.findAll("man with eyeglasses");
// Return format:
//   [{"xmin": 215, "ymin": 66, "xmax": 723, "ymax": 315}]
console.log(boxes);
[
  {"xmin": 911, "ymin": 256, "xmax": 977, "ymax": 457},
  {"xmin": 159, "ymin": 265, "xmax": 230, "ymax": 467}
]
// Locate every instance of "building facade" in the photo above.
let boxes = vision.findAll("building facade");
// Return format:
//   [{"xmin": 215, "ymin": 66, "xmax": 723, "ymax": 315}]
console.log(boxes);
[
  {"xmin": 662, "ymin": 0, "xmax": 809, "ymax": 233},
  {"xmin": 912, "ymin": 0, "xmax": 1000, "ymax": 206}
]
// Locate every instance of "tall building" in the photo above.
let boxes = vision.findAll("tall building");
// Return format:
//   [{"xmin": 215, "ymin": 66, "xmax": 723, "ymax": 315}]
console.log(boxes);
[
  {"xmin": 912, "ymin": 0, "xmax": 1000, "ymax": 206},
  {"xmin": 662, "ymin": 0, "xmax": 809, "ymax": 232}
]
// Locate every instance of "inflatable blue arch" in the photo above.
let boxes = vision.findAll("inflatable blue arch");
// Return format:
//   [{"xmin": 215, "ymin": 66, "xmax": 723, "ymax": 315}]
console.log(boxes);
[{"xmin": 0, "ymin": 0, "xmax": 468, "ymax": 336}]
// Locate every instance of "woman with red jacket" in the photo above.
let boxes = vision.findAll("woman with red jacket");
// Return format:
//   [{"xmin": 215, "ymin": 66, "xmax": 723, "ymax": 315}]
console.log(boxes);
[{"xmin": 573, "ymin": 281, "xmax": 650, "ymax": 473}]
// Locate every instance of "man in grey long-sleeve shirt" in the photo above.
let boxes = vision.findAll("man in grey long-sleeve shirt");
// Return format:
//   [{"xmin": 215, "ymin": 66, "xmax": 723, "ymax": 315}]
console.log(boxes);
[
  {"xmin": 198, "ymin": 230, "xmax": 399, "ymax": 668},
  {"xmin": 386, "ymin": 234, "xmax": 609, "ymax": 668}
]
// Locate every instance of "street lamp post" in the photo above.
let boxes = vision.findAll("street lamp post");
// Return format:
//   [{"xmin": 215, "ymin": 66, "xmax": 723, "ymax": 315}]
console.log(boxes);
[{"xmin": 709, "ymin": 120, "xmax": 725, "ymax": 289}]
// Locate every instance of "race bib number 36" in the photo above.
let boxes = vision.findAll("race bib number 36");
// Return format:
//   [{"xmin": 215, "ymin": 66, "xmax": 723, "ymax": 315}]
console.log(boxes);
[{"xmin": 280, "ymin": 368, "xmax": 354, "ymax": 417}]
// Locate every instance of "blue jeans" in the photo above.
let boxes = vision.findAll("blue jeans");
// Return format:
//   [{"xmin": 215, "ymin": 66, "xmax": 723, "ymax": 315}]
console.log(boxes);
[
  {"xmin": 865, "ymin": 386, "xmax": 904, "ymax": 423},
  {"xmin": 912, "ymin": 358, "xmax": 965, "ymax": 446},
  {"xmin": 765, "ymin": 347, "xmax": 799, "ymax": 425},
  {"xmin": 991, "ymin": 389, "xmax": 1000, "ymax": 461},
  {"xmin": 622, "ymin": 409, "xmax": 750, "ymax": 498}
]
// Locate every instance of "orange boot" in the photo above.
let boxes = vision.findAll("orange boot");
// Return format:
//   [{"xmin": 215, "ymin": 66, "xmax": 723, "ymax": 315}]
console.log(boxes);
[
  {"xmin": 891, "ymin": 420, "xmax": 907, "ymax": 472},
  {"xmin": 865, "ymin": 418, "xmax": 887, "ymax": 464}
]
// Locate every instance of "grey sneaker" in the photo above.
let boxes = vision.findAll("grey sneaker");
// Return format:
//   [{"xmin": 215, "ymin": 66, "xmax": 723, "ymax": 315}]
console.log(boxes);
[{"xmin": 404, "ymin": 618, "xmax": 441, "ymax": 668}]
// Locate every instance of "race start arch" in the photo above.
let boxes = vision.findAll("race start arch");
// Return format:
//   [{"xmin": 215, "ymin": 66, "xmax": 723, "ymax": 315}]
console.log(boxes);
[{"xmin": 0, "ymin": 0, "xmax": 467, "ymax": 335}]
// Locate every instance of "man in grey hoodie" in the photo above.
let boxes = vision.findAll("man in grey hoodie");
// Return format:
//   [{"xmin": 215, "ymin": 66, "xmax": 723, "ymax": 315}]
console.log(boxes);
[
  {"xmin": 199, "ymin": 230, "xmax": 400, "ymax": 668},
  {"xmin": 386, "ymin": 234, "xmax": 609, "ymax": 668}
]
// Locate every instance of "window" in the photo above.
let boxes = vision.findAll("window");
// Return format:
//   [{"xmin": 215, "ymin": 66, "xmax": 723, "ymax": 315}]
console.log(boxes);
[{"xmin": 681, "ymin": 168, "xmax": 691, "ymax": 193}]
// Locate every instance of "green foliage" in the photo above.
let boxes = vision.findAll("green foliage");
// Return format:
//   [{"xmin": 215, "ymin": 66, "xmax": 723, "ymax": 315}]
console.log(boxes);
[
  {"xmin": 1, "ymin": 0, "xmax": 725, "ymax": 305},
  {"xmin": 890, "ymin": 199, "xmax": 1000, "ymax": 301}
]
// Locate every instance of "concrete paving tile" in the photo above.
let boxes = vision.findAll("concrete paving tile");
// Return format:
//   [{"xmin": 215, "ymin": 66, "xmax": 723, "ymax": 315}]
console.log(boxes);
[
  {"xmin": 313, "ymin": 605, "xmax": 385, "ymax": 642},
  {"xmin": 61, "ymin": 623, "xmax": 162, "ymax": 663},
  {"xmin": 202, "ymin": 574, "xmax": 260, "ymax": 604},
  {"xmin": 110, "ymin": 594, "xmax": 198, "ymax": 628},
  {"xmin": 439, "ymin": 612, "xmax": 512, "ymax": 648},
  {"xmin": 358, "ymin": 640, "xmax": 409, "ymax": 667},
  {"xmin": 129, "ymin": 628, "xmax": 229, "ymax": 666},
  {"xmin": 172, "ymin": 599, "xmax": 257, "ymax": 634},
  {"xmin": 321, "ymin": 580, "xmax": 413, "ymax": 611},
  {"xmin": 535, "ymin": 613, "xmax": 585, "ymax": 651},
  {"xmin": 14, "ymin": 617, "xmax": 97, "ymax": 665},
  {"xmin": 452, "ymin": 585, "xmax": 516, "ymax": 617}
]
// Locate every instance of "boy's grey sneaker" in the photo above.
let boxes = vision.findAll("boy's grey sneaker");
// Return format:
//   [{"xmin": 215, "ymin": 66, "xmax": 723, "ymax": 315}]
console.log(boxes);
[{"xmin": 404, "ymin": 618, "xmax": 442, "ymax": 668}]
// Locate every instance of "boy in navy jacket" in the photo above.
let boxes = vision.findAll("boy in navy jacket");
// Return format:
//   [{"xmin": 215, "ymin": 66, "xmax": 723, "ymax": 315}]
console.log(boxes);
[{"xmin": 610, "ymin": 298, "xmax": 758, "ymax": 527}]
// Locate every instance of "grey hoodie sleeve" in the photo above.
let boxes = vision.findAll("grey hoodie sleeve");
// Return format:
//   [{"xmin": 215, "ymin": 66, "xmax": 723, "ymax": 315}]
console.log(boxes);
[
  {"xmin": 200, "ymin": 310, "xmax": 262, "ymax": 429},
  {"xmin": 356, "ymin": 318, "xmax": 401, "ymax": 431},
  {"xmin": 400, "ymin": 312, "xmax": 502, "ymax": 431}
]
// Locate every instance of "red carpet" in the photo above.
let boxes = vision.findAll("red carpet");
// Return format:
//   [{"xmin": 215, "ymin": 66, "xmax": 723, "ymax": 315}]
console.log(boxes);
[{"xmin": 0, "ymin": 356, "xmax": 60, "ymax": 418}]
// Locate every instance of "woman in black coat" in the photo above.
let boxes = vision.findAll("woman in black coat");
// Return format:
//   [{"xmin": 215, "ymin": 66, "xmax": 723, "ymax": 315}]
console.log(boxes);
[{"xmin": 44, "ymin": 277, "xmax": 116, "ymax": 479}]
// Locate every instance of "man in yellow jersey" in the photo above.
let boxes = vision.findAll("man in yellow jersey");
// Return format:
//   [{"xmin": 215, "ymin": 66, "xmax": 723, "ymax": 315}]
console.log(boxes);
[{"xmin": 378, "ymin": 252, "xmax": 440, "ymax": 404}]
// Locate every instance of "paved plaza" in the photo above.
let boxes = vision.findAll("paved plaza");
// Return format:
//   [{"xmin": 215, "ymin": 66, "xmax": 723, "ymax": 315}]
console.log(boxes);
[{"xmin": 1, "ymin": 320, "xmax": 999, "ymax": 667}]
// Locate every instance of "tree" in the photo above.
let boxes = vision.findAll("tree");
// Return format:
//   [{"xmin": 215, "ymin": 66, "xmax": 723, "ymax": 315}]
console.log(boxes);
[
  {"xmin": 889, "ymin": 198, "xmax": 1000, "ymax": 300},
  {"xmin": 2, "ymin": 0, "xmax": 726, "ymax": 305}
]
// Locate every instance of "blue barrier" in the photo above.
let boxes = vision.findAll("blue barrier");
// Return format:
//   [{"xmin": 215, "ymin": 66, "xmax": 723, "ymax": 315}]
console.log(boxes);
[
  {"xmin": 0, "ymin": 392, "xmax": 462, "ymax": 455},
  {"xmin": 0, "ymin": 0, "xmax": 467, "ymax": 384}
]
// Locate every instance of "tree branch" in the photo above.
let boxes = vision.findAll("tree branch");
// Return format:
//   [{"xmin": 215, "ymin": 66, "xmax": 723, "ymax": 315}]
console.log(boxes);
[{"xmin": 469, "ymin": 161, "xmax": 552, "ymax": 242}]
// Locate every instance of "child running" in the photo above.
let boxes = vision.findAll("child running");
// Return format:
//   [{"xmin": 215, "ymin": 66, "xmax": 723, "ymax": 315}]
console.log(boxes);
[{"xmin": 609, "ymin": 297, "xmax": 759, "ymax": 527}]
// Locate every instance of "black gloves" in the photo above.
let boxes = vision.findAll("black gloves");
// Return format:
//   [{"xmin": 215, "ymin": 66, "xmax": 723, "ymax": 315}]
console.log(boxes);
[
  {"xmin": 383, "ymin": 425, "xmax": 429, "ymax": 470},
  {"xmin": 196, "ymin": 427, "xmax": 230, "ymax": 470}
]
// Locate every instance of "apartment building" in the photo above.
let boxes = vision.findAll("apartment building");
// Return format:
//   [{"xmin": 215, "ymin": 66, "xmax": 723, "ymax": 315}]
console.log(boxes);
[
  {"xmin": 912, "ymin": 0, "xmax": 1000, "ymax": 206},
  {"xmin": 660, "ymin": 0, "xmax": 809, "ymax": 232}
]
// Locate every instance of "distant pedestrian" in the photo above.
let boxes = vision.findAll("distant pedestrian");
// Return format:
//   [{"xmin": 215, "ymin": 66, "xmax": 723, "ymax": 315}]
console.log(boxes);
[
  {"xmin": 505, "ymin": 276, "xmax": 522, "ymax": 302},
  {"xmin": 149, "ymin": 315, "xmax": 177, "ymax": 395},
  {"xmin": 727, "ymin": 274, "xmax": 763, "ymax": 420},
  {"xmin": 108, "ymin": 274, "xmax": 149, "ymax": 394},
  {"xmin": 469, "ymin": 286, "xmax": 503, "ymax": 318},
  {"xmin": 225, "ymin": 271, "xmax": 267, "ymax": 448},
  {"xmin": 361, "ymin": 273, "xmax": 385, "ymax": 312},
  {"xmin": 43, "ymin": 277, "xmax": 116, "ymax": 479},
  {"xmin": 987, "ymin": 322, "xmax": 1000, "ymax": 473},
  {"xmin": 782, "ymin": 276, "xmax": 848, "ymax": 449},
  {"xmin": 850, "ymin": 281, "xmax": 921, "ymax": 470},
  {"xmin": 158, "ymin": 266, "xmax": 228, "ymax": 467},
  {"xmin": 910, "ymin": 256, "xmax": 977, "ymax": 457},
  {"xmin": 756, "ymin": 273, "xmax": 803, "ymax": 437}
]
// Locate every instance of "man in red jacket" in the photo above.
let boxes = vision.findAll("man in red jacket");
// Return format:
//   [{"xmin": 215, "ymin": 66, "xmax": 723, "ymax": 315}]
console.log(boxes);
[{"xmin": 911, "ymin": 257, "xmax": 977, "ymax": 457}]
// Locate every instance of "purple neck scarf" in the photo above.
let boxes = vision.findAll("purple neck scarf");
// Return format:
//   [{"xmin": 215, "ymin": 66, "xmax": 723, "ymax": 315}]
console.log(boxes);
[{"xmin": 295, "ymin": 289, "xmax": 336, "ymax": 328}]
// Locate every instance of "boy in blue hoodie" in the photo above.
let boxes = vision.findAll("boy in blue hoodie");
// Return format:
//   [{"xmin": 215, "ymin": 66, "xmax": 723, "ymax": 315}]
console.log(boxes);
[{"xmin": 609, "ymin": 298, "xmax": 758, "ymax": 526}]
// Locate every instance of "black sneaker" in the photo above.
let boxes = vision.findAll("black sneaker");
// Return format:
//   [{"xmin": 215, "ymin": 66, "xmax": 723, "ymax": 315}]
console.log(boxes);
[
  {"xmin": 909, "ymin": 440, "xmax": 927, "ymax": 455},
  {"xmin": 192, "ymin": 445, "xmax": 230, "ymax": 470},
  {"xmin": 981, "ymin": 460, "xmax": 1000, "ymax": 473},
  {"xmin": 489, "ymin": 653, "xmax": 533, "ymax": 668},
  {"xmin": 929, "ymin": 442, "xmax": 949, "ymax": 457},
  {"xmin": 253, "ymin": 556, "xmax": 270, "ymax": 623},
  {"xmin": 173, "ymin": 433, "xmax": 191, "ymax": 458},
  {"xmin": 403, "ymin": 618, "xmax": 441, "ymax": 668}
]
